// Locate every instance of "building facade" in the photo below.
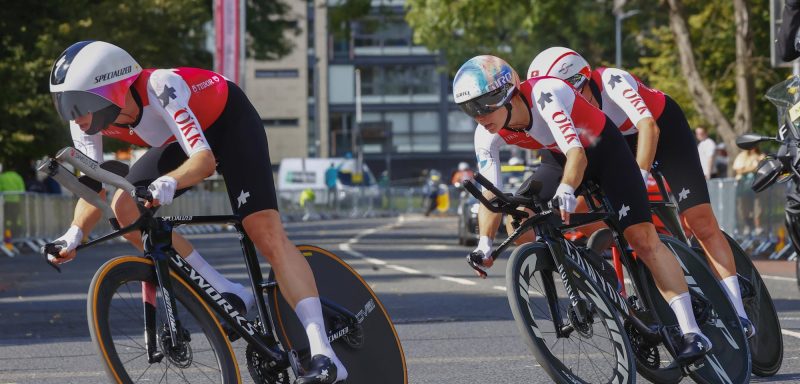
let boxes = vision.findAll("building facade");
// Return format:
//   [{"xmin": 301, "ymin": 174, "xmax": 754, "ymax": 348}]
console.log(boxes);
[{"xmin": 246, "ymin": 0, "xmax": 489, "ymax": 181}]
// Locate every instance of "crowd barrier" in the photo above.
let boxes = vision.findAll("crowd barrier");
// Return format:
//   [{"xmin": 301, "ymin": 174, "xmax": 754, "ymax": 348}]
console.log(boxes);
[
  {"xmin": 2, "ymin": 179, "xmax": 796, "ymax": 259},
  {"xmin": 0, "ymin": 186, "xmax": 434, "ymax": 256}
]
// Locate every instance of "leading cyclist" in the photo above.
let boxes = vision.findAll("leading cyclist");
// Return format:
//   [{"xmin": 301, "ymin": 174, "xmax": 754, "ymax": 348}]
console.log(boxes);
[
  {"xmin": 46, "ymin": 40, "xmax": 346, "ymax": 383},
  {"xmin": 455, "ymin": 55, "xmax": 711, "ymax": 362},
  {"xmin": 527, "ymin": 47, "xmax": 754, "ymax": 339}
]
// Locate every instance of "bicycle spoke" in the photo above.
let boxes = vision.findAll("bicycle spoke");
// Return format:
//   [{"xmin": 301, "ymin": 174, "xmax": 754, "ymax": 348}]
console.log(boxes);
[
  {"xmin": 134, "ymin": 361, "xmax": 155, "ymax": 383},
  {"xmin": 121, "ymin": 350, "xmax": 149, "ymax": 365}
]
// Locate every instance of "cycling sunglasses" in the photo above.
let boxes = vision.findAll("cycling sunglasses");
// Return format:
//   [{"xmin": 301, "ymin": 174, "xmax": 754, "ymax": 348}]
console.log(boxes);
[
  {"xmin": 565, "ymin": 73, "xmax": 588, "ymax": 90},
  {"xmin": 457, "ymin": 85, "xmax": 513, "ymax": 118}
]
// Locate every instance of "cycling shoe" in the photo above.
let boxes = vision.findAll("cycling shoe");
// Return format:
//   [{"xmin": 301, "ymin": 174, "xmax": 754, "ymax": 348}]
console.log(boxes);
[
  {"xmin": 676, "ymin": 332, "xmax": 712, "ymax": 365},
  {"xmin": 740, "ymin": 317, "xmax": 756, "ymax": 339},
  {"xmin": 221, "ymin": 292, "xmax": 248, "ymax": 316},
  {"xmin": 295, "ymin": 355, "xmax": 341, "ymax": 384}
]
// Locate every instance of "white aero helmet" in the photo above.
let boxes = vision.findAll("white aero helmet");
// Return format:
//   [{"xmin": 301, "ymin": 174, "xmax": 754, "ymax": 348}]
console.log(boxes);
[
  {"xmin": 50, "ymin": 41, "xmax": 142, "ymax": 134},
  {"xmin": 527, "ymin": 47, "xmax": 591, "ymax": 90},
  {"xmin": 453, "ymin": 55, "xmax": 520, "ymax": 118}
]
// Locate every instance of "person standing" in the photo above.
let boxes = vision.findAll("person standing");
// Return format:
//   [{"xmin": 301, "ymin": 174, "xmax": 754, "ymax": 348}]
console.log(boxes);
[
  {"xmin": 696, "ymin": 127, "xmax": 716, "ymax": 180},
  {"xmin": 325, "ymin": 162, "xmax": 338, "ymax": 208},
  {"xmin": 733, "ymin": 148, "xmax": 765, "ymax": 235}
]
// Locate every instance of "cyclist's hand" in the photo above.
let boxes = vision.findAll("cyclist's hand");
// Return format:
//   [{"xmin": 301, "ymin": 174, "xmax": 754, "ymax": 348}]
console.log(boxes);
[
  {"xmin": 467, "ymin": 249, "xmax": 491, "ymax": 279},
  {"xmin": 45, "ymin": 225, "xmax": 83, "ymax": 265},
  {"xmin": 554, "ymin": 183, "xmax": 576, "ymax": 224},
  {"xmin": 146, "ymin": 175, "xmax": 177, "ymax": 208},
  {"xmin": 640, "ymin": 169, "xmax": 650, "ymax": 186}
]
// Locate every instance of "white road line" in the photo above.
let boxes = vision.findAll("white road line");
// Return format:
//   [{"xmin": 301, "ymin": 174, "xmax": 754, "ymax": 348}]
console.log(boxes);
[
  {"xmin": 387, "ymin": 265, "xmax": 423, "ymax": 274},
  {"xmin": 438, "ymin": 276, "xmax": 477, "ymax": 286},
  {"xmin": 781, "ymin": 328, "xmax": 800, "ymax": 339},
  {"xmin": 493, "ymin": 285, "xmax": 507, "ymax": 292},
  {"xmin": 761, "ymin": 275, "xmax": 796, "ymax": 282}
]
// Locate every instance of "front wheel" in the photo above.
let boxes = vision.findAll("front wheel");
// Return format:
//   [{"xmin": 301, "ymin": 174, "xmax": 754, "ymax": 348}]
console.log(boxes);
[
  {"xmin": 506, "ymin": 242, "xmax": 635, "ymax": 384},
  {"xmin": 268, "ymin": 245, "xmax": 407, "ymax": 384},
  {"xmin": 88, "ymin": 256, "xmax": 240, "ymax": 384}
]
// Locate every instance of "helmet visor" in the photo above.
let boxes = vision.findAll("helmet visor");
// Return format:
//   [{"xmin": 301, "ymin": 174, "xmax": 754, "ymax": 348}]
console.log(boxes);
[
  {"xmin": 457, "ymin": 85, "xmax": 513, "ymax": 118},
  {"xmin": 52, "ymin": 90, "xmax": 114, "ymax": 121},
  {"xmin": 565, "ymin": 74, "xmax": 588, "ymax": 90}
]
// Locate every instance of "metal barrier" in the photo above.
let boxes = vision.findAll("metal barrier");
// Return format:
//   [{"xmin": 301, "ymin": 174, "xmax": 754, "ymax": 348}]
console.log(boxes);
[{"xmin": 0, "ymin": 186, "xmax": 438, "ymax": 255}]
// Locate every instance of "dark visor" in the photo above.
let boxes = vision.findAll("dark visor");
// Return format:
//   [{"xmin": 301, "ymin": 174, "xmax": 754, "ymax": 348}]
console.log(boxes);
[
  {"xmin": 457, "ymin": 84, "xmax": 513, "ymax": 118},
  {"xmin": 52, "ymin": 90, "xmax": 114, "ymax": 121}
]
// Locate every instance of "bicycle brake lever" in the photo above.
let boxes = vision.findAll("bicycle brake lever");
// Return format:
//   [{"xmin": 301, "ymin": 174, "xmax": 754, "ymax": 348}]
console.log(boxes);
[
  {"xmin": 41, "ymin": 242, "xmax": 63, "ymax": 273},
  {"xmin": 466, "ymin": 251, "xmax": 488, "ymax": 279}
]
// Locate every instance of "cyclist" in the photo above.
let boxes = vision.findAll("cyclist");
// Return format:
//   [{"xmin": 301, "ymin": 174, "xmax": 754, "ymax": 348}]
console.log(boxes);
[
  {"xmin": 454, "ymin": 55, "xmax": 711, "ymax": 362},
  {"xmin": 47, "ymin": 40, "xmax": 345, "ymax": 383},
  {"xmin": 527, "ymin": 47, "xmax": 754, "ymax": 338}
]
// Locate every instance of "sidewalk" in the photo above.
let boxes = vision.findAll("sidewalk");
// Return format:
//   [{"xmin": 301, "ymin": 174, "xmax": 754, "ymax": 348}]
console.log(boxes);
[{"xmin": 753, "ymin": 259, "xmax": 797, "ymax": 279}]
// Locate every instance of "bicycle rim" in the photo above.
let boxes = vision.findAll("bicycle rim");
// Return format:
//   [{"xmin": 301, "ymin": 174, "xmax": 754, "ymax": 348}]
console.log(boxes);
[
  {"xmin": 506, "ymin": 242, "xmax": 634, "ymax": 384},
  {"xmin": 88, "ymin": 256, "xmax": 240, "ymax": 384},
  {"xmin": 723, "ymin": 232, "xmax": 783, "ymax": 376}
]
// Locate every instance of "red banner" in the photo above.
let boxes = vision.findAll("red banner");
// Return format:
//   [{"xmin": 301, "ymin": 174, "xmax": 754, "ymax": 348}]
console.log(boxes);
[{"xmin": 214, "ymin": 0, "xmax": 240, "ymax": 84}]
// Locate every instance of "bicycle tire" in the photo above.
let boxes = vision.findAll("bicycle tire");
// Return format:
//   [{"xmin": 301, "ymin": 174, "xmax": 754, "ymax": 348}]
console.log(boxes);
[
  {"xmin": 505, "ymin": 242, "xmax": 635, "ymax": 384},
  {"xmin": 722, "ymin": 231, "xmax": 783, "ymax": 376},
  {"xmin": 647, "ymin": 236, "xmax": 752, "ymax": 384},
  {"xmin": 267, "ymin": 245, "xmax": 407, "ymax": 384},
  {"xmin": 88, "ymin": 256, "xmax": 240, "ymax": 384}
]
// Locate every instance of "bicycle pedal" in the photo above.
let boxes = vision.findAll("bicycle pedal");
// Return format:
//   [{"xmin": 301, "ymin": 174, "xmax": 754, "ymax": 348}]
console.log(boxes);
[{"xmin": 288, "ymin": 349, "xmax": 302, "ymax": 376}]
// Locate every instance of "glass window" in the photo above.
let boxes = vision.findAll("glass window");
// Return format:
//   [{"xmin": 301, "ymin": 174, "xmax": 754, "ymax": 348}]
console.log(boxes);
[
  {"xmin": 254, "ymin": 69, "xmax": 299, "ymax": 78},
  {"xmin": 448, "ymin": 111, "xmax": 475, "ymax": 151},
  {"xmin": 384, "ymin": 112, "xmax": 409, "ymax": 134},
  {"xmin": 412, "ymin": 111, "xmax": 438, "ymax": 133}
]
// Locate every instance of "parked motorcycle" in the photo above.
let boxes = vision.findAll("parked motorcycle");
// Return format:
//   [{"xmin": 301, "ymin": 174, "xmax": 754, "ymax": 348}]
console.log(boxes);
[{"xmin": 737, "ymin": 75, "xmax": 800, "ymax": 287}]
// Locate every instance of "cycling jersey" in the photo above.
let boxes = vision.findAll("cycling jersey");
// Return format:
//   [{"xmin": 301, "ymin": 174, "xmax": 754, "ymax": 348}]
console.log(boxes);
[
  {"xmin": 70, "ymin": 68, "xmax": 228, "ymax": 162},
  {"xmin": 588, "ymin": 67, "xmax": 666, "ymax": 135},
  {"xmin": 475, "ymin": 76, "xmax": 607, "ymax": 187}
]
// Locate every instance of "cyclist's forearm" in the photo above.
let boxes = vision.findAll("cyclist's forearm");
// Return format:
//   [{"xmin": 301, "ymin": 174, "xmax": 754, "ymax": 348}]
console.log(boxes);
[
  {"xmin": 560, "ymin": 147, "xmax": 587, "ymax": 189},
  {"xmin": 635, "ymin": 118, "xmax": 659, "ymax": 171},
  {"xmin": 478, "ymin": 190, "xmax": 502, "ymax": 238},
  {"xmin": 72, "ymin": 190, "xmax": 106, "ymax": 234},
  {"xmin": 165, "ymin": 149, "xmax": 216, "ymax": 189}
]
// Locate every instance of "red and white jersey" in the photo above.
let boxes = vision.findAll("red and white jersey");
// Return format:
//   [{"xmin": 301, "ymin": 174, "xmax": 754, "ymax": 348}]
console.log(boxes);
[
  {"xmin": 474, "ymin": 76, "xmax": 607, "ymax": 187},
  {"xmin": 70, "ymin": 67, "xmax": 229, "ymax": 162},
  {"xmin": 590, "ymin": 67, "xmax": 665, "ymax": 135}
]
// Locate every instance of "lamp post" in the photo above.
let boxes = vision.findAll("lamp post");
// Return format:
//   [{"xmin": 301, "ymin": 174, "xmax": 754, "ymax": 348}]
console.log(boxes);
[{"xmin": 615, "ymin": 9, "xmax": 641, "ymax": 68}]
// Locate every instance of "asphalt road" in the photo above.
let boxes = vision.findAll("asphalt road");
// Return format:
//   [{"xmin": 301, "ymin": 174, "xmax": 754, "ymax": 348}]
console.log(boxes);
[{"xmin": 1, "ymin": 215, "xmax": 800, "ymax": 383}]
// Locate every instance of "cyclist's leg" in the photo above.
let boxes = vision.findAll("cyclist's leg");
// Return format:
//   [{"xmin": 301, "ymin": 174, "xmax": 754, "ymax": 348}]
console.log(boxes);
[
  {"xmin": 652, "ymin": 97, "xmax": 749, "ymax": 327},
  {"xmin": 587, "ymin": 122, "xmax": 711, "ymax": 357},
  {"xmin": 213, "ymin": 81, "xmax": 346, "ymax": 382},
  {"xmin": 112, "ymin": 143, "xmax": 252, "ymax": 309}
]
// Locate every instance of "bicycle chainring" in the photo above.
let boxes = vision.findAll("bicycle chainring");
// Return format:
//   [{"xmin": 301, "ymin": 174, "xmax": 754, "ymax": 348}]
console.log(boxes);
[
  {"xmin": 246, "ymin": 343, "xmax": 291, "ymax": 384},
  {"xmin": 625, "ymin": 321, "xmax": 661, "ymax": 370}
]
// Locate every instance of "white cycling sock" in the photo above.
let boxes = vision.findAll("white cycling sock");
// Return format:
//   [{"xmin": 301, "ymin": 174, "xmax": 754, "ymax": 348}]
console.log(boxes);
[
  {"xmin": 477, "ymin": 236, "xmax": 492, "ymax": 258},
  {"xmin": 721, "ymin": 275, "xmax": 748, "ymax": 320},
  {"xmin": 185, "ymin": 250, "xmax": 252, "ymax": 309},
  {"xmin": 668, "ymin": 292, "xmax": 702, "ymax": 335},
  {"xmin": 295, "ymin": 296, "xmax": 348, "ymax": 380}
]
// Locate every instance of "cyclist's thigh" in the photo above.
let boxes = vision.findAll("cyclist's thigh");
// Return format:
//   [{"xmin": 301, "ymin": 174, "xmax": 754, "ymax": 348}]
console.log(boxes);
[
  {"xmin": 585, "ymin": 122, "xmax": 651, "ymax": 230},
  {"xmin": 208, "ymin": 82, "xmax": 279, "ymax": 217},
  {"xmin": 652, "ymin": 97, "xmax": 710, "ymax": 212},
  {"xmin": 125, "ymin": 142, "xmax": 192, "ymax": 198}
]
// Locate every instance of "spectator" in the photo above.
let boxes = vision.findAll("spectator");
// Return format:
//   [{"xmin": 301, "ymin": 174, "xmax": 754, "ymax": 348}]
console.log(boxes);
[
  {"xmin": 733, "ymin": 148, "xmax": 765, "ymax": 235},
  {"xmin": 0, "ymin": 164, "xmax": 25, "ymax": 235},
  {"xmin": 713, "ymin": 142, "xmax": 728, "ymax": 178},
  {"xmin": 450, "ymin": 162, "xmax": 475, "ymax": 188},
  {"xmin": 695, "ymin": 127, "xmax": 716, "ymax": 180},
  {"xmin": 325, "ymin": 162, "xmax": 338, "ymax": 207}
]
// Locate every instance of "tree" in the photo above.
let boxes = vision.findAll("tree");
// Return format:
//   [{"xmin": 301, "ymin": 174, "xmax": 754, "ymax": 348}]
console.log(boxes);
[{"xmin": 0, "ymin": 0, "xmax": 297, "ymax": 174}]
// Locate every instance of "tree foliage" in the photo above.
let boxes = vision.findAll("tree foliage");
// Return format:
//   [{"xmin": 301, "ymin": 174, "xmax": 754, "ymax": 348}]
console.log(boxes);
[
  {"xmin": 0, "ymin": 0, "xmax": 296, "ymax": 173},
  {"xmin": 405, "ymin": 0, "xmax": 785, "ymax": 164}
]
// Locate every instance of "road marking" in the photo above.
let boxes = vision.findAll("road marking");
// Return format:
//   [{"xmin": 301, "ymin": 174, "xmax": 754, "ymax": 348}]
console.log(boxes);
[
  {"xmin": 493, "ymin": 285, "xmax": 507, "ymax": 291},
  {"xmin": 337, "ymin": 216, "xmax": 487, "ymax": 289},
  {"xmin": 761, "ymin": 275, "xmax": 796, "ymax": 282},
  {"xmin": 781, "ymin": 328, "xmax": 800, "ymax": 339}
]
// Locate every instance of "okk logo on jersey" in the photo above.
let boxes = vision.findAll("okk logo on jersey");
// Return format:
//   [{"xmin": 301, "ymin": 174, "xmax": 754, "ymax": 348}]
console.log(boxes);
[{"xmin": 173, "ymin": 108, "xmax": 205, "ymax": 149}]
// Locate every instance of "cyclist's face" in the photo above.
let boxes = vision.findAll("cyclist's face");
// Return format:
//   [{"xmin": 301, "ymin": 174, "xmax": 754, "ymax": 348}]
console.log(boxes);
[
  {"xmin": 73, "ymin": 112, "xmax": 93, "ymax": 132},
  {"xmin": 474, "ymin": 107, "xmax": 507, "ymax": 134}
]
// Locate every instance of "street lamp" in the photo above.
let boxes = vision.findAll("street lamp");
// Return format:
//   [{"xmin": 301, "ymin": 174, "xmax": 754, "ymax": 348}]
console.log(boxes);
[{"xmin": 615, "ymin": 9, "xmax": 640, "ymax": 68}]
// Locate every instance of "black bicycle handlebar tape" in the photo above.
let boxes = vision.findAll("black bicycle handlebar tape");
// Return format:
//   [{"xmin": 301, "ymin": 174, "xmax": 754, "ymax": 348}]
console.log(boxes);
[
  {"xmin": 40, "ymin": 242, "xmax": 63, "ymax": 273},
  {"xmin": 473, "ymin": 173, "xmax": 508, "ymax": 202},
  {"xmin": 55, "ymin": 147, "xmax": 136, "ymax": 194},
  {"xmin": 36, "ymin": 159, "xmax": 115, "ymax": 218},
  {"xmin": 463, "ymin": 180, "xmax": 502, "ymax": 212}
]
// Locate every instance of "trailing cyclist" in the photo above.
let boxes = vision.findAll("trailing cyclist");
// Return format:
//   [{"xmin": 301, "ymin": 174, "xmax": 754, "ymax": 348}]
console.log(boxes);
[
  {"xmin": 528, "ymin": 46, "xmax": 754, "ymax": 339},
  {"xmin": 454, "ymin": 55, "xmax": 712, "ymax": 363},
  {"xmin": 47, "ymin": 40, "xmax": 346, "ymax": 383}
]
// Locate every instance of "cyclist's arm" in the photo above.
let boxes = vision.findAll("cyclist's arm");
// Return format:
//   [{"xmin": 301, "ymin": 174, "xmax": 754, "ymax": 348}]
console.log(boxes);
[
  {"xmin": 474, "ymin": 126, "xmax": 504, "ymax": 239},
  {"xmin": 560, "ymin": 147, "xmax": 587, "ymax": 190},
  {"xmin": 532, "ymin": 79, "xmax": 585, "ymax": 189},
  {"xmin": 602, "ymin": 68, "xmax": 658, "ymax": 171},
  {"xmin": 148, "ymin": 70, "xmax": 216, "ymax": 188},
  {"xmin": 71, "ymin": 191, "xmax": 107, "ymax": 235},
  {"xmin": 68, "ymin": 121, "xmax": 107, "ymax": 235},
  {"xmin": 635, "ymin": 117, "xmax": 659, "ymax": 172}
]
